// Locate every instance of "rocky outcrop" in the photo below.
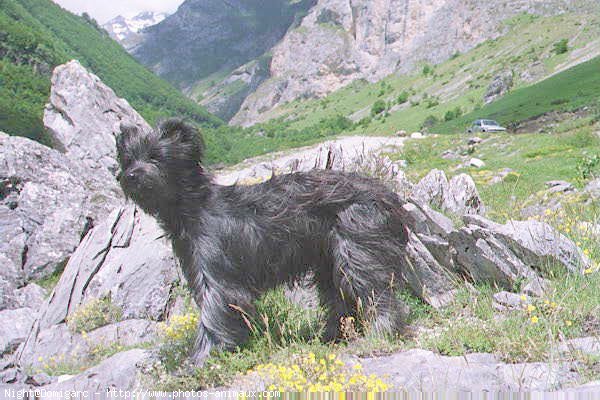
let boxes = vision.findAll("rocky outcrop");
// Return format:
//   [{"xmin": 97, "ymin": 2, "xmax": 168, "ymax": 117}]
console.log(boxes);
[
  {"xmin": 42, "ymin": 349, "xmax": 151, "ymax": 393},
  {"xmin": 198, "ymin": 57, "xmax": 272, "ymax": 121},
  {"xmin": 44, "ymin": 60, "xmax": 150, "ymax": 176},
  {"xmin": 132, "ymin": 0, "xmax": 316, "ymax": 88},
  {"xmin": 215, "ymin": 136, "xmax": 407, "ymax": 185},
  {"xmin": 411, "ymin": 169, "xmax": 485, "ymax": 216},
  {"xmin": 18, "ymin": 206, "xmax": 178, "ymax": 367},
  {"xmin": 0, "ymin": 309, "xmax": 36, "ymax": 356},
  {"xmin": 360, "ymin": 350, "xmax": 579, "ymax": 391},
  {"xmin": 0, "ymin": 133, "xmax": 122, "ymax": 286},
  {"xmin": 231, "ymin": 0, "xmax": 590, "ymax": 125},
  {"xmin": 484, "ymin": 70, "xmax": 514, "ymax": 104},
  {"xmin": 399, "ymin": 202, "xmax": 589, "ymax": 308}
]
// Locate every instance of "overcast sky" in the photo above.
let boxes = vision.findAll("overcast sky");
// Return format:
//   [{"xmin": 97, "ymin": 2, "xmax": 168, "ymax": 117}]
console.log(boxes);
[{"xmin": 53, "ymin": 0, "xmax": 185, "ymax": 23}]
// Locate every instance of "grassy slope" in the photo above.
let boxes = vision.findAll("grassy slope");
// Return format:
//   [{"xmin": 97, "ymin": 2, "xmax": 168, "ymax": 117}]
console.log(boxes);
[
  {"xmin": 249, "ymin": 12, "xmax": 600, "ymax": 136},
  {"xmin": 434, "ymin": 54, "xmax": 600, "ymax": 133},
  {"xmin": 0, "ymin": 0, "xmax": 220, "ymax": 143}
]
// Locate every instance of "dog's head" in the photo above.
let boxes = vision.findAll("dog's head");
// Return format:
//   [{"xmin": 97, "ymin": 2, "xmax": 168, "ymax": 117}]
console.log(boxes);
[{"xmin": 116, "ymin": 118, "xmax": 205, "ymax": 215}]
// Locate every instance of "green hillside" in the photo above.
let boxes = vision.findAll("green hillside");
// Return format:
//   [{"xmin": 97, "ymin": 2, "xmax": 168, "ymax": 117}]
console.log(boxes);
[
  {"xmin": 0, "ymin": 0, "xmax": 221, "ymax": 146},
  {"xmin": 434, "ymin": 55, "xmax": 600, "ymax": 133},
  {"xmin": 248, "ymin": 12, "xmax": 600, "ymax": 136}
]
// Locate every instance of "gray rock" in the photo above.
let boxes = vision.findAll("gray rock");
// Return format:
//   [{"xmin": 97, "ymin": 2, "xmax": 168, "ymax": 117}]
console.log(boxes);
[
  {"xmin": 0, "ymin": 368, "xmax": 26, "ymax": 385},
  {"xmin": 360, "ymin": 348, "xmax": 578, "ymax": 391},
  {"xmin": 14, "ymin": 284, "xmax": 47, "ymax": 310},
  {"xmin": 444, "ymin": 174, "xmax": 485, "ymax": 216},
  {"xmin": 522, "ymin": 277, "xmax": 549, "ymax": 297},
  {"xmin": 0, "ymin": 308, "xmax": 36, "ymax": 355},
  {"xmin": 411, "ymin": 169, "xmax": 449, "ymax": 209},
  {"xmin": 1, "ymin": 72, "xmax": 126, "ymax": 283},
  {"xmin": 495, "ymin": 220, "xmax": 589, "ymax": 274},
  {"xmin": 468, "ymin": 158, "xmax": 485, "ymax": 168},
  {"xmin": 402, "ymin": 202, "xmax": 455, "ymax": 238},
  {"xmin": 19, "ymin": 319, "xmax": 158, "ymax": 369},
  {"xmin": 484, "ymin": 70, "xmax": 514, "ymax": 104},
  {"xmin": 567, "ymin": 380, "xmax": 600, "ymax": 392},
  {"xmin": 410, "ymin": 132, "xmax": 424, "ymax": 139},
  {"xmin": 1, "ymin": 60, "xmax": 154, "ymax": 297},
  {"xmin": 41, "ymin": 349, "xmax": 150, "ymax": 393},
  {"xmin": 584, "ymin": 178, "xmax": 600, "ymax": 198},
  {"xmin": 44, "ymin": 60, "xmax": 150, "ymax": 175},
  {"xmin": 545, "ymin": 180, "xmax": 575, "ymax": 194},
  {"xmin": 450, "ymin": 219, "xmax": 589, "ymax": 290},
  {"xmin": 17, "ymin": 206, "xmax": 178, "ymax": 366},
  {"xmin": 404, "ymin": 232, "xmax": 457, "ymax": 308},
  {"xmin": 462, "ymin": 214, "xmax": 501, "ymax": 230},
  {"xmin": 559, "ymin": 337, "xmax": 600, "ymax": 357},
  {"xmin": 468, "ymin": 137, "xmax": 483, "ymax": 145},
  {"xmin": 450, "ymin": 224, "xmax": 537, "ymax": 288},
  {"xmin": 26, "ymin": 372, "xmax": 54, "ymax": 386},
  {"xmin": 412, "ymin": 171, "xmax": 484, "ymax": 216},
  {"xmin": 492, "ymin": 291, "xmax": 524, "ymax": 311}
]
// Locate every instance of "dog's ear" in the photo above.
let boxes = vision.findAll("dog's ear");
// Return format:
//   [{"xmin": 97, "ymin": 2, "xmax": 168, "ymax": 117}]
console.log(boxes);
[
  {"xmin": 118, "ymin": 122, "xmax": 137, "ymax": 145},
  {"xmin": 159, "ymin": 118, "xmax": 205, "ymax": 160}
]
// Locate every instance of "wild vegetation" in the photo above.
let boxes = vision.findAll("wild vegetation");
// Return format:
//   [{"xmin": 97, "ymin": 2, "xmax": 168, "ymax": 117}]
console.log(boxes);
[{"xmin": 0, "ymin": 0, "xmax": 219, "ymax": 143}]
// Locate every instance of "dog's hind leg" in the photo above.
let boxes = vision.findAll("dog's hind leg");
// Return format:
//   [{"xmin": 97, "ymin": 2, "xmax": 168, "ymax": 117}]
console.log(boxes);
[
  {"xmin": 190, "ymin": 284, "xmax": 255, "ymax": 366},
  {"xmin": 329, "ymin": 204, "xmax": 408, "ymax": 338},
  {"xmin": 315, "ymin": 267, "xmax": 351, "ymax": 342}
]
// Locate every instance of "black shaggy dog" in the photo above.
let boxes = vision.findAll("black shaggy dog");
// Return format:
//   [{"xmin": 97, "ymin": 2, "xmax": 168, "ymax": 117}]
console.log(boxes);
[{"xmin": 116, "ymin": 119, "xmax": 409, "ymax": 364}]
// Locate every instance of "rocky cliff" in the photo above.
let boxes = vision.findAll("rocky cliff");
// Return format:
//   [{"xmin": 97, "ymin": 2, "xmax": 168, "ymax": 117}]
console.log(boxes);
[
  {"xmin": 132, "ymin": 0, "xmax": 316, "ymax": 88},
  {"xmin": 103, "ymin": 11, "xmax": 169, "ymax": 51},
  {"xmin": 231, "ymin": 0, "xmax": 595, "ymax": 126}
]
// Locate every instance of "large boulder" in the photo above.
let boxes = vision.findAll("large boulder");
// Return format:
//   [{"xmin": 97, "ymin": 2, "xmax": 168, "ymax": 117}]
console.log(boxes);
[
  {"xmin": 1, "ymin": 59, "xmax": 154, "ymax": 301},
  {"xmin": 0, "ymin": 133, "xmax": 122, "ymax": 287},
  {"xmin": 411, "ymin": 170, "xmax": 485, "ymax": 216},
  {"xmin": 18, "ymin": 206, "xmax": 179, "ymax": 367},
  {"xmin": 44, "ymin": 60, "xmax": 151, "ymax": 175},
  {"xmin": 411, "ymin": 169, "xmax": 449, "ymax": 209},
  {"xmin": 450, "ymin": 216, "xmax": 590, "ymax": 289},
  {"xmin": 484, "ymin": 70, "xmax": 514, "ymax": 104},
  {"xmin": 20, "ymin": 319, "xmax": 158, "ymax": 370},
  {"xmin": 0, "ymin": 308, "xmax": 36, "ymax": 356},
  {"xmin": 41, "ymin": 349, "xmax": 151, "ymax": 393},
  {"xmin": 361, "ymin": 349, "xmax": 578, "ymax": 391}
]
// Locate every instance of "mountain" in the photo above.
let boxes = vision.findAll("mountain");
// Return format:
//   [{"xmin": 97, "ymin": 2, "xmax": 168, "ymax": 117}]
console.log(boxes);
[
  {"xmin": 103, "ymin": 11, "xmax": 168, "ymax": 51},
  {"xmin": 132, "ymin": 0, "xmax": 317, "ymax": 90},
  {"xmin": 128, "ymin": 0, "xmax": 599, "ymax": 126},
  {"xmin": 244, "ymin": 9, "xmax": 600, "ymax": 137},
  {"xmin": 0, "ymin": 0, "xmax": 220, "ymax": 146},
  {"xmin": 230, "ymin": 0, "xmax": 599, "ymax": 126}
]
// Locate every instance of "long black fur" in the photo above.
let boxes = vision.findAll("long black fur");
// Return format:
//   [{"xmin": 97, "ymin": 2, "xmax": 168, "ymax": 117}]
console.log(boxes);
[{"xmin": 116, "ymin": 119, "xmax": 409, "ymax": 365}]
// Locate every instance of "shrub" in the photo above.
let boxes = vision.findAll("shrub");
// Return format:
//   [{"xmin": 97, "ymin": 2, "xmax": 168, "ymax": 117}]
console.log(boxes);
[
  {"xmin": 576, "ymin": 153, "xmax": 600, "ymax": 181},
  {"xmin": 425, "ymin": 98, "xmax": 440, "ymax": 108},
  {"xmin": 444, "ymin": 106, "xmax": 463, "ymax": 121},
  {"xmin": 422, "ymin": 64, "xmax": 433, "ymax": 76},
  {"xmin": 421, "ymin": 115, "xmax": 439, "ymax": 130},
  {"xmin": 396, "ymin": 91, "xmax": 409, "ymax": 104},
  {"xmin": 371, "ymin": 100, "xmax": 387, "ymax": 116},
  {"xmin": 66, "ymin": 297, "xmax": 122, "ymax": 333},
  {"xmin": 158, "ymin": 311, "xmax": 200, "ymax": 371},
  {"xmin": 553, "ymin": 39, "xmax": 569, "ymax": 55}
]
